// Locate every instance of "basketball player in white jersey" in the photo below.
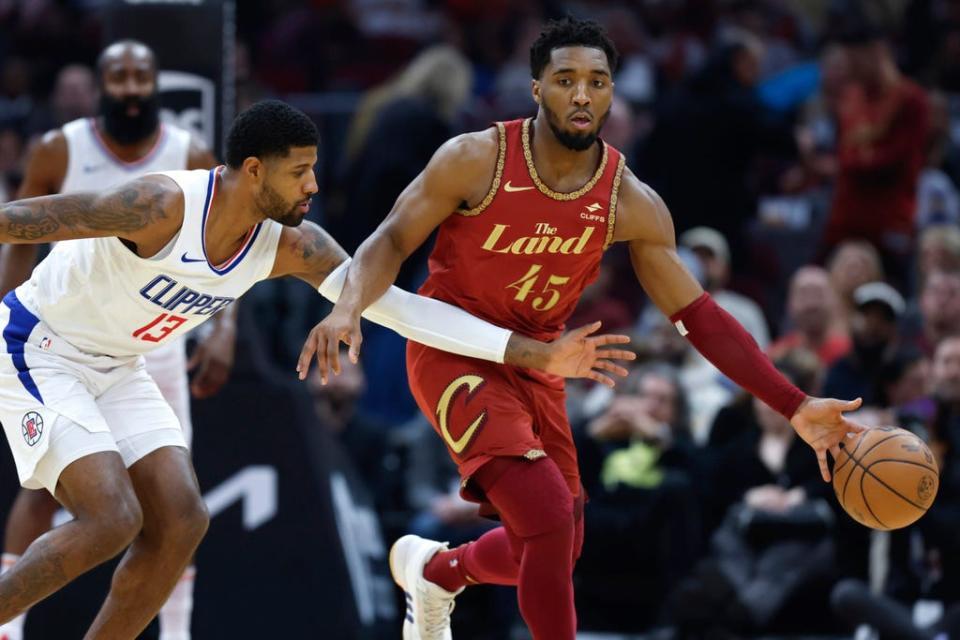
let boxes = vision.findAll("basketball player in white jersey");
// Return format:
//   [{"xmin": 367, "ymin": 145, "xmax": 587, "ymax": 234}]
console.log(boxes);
[
  {"xmin": 0, "ymin": 41, "xmax": 231, "ymax": 640},
  {"xmin": 0, "ymin": 99, "xmax": 632, "ymax": 639}
]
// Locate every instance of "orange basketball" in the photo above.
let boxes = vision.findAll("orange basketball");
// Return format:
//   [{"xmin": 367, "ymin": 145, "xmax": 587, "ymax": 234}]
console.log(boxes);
[{"xmin": 833, "ymin": 426, "xmax": 939, "ymax": 530}]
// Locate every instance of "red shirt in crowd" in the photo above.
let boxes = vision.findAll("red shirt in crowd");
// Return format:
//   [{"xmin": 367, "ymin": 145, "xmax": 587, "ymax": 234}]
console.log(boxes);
[{"xmin": 825, "ymin": 78, "xmax": 930, "ymax": 250}]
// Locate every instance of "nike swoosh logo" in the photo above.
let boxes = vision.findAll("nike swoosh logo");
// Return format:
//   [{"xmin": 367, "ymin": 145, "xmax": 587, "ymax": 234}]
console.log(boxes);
[
  {"xmin": 180, "ymin": 252, "xmax": 207, "ymax": 264},
  {"xmin": 503, "ymin": 181, "xmax": 535, "ymax": 192}
]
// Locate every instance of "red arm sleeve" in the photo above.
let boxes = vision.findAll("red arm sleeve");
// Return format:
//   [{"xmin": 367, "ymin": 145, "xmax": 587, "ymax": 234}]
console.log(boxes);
[{"xmin": 670, "ymin": 293, "xmax": 807, "ymax": 419}]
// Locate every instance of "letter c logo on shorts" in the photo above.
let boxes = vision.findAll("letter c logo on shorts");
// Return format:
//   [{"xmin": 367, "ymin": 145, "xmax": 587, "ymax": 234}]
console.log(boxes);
[{"xmin": 436, "ymin": 375, "xmax": 487, "ymax": 455}]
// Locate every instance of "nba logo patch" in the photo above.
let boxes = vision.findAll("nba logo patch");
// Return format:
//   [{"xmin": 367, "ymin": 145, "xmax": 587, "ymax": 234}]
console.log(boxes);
[{"xmin": 21, "ymin": 412, "xmax": 43, "ymax": 447}]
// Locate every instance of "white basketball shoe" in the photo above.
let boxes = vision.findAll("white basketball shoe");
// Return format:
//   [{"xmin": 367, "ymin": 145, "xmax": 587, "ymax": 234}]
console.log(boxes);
[{"xmin": 390, "ymin": 534, "xmax": 463, "ymax": 640}]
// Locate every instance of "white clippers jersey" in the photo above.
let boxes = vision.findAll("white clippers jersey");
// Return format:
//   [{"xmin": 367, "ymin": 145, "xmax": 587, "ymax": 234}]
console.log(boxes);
[
  {"xmin": 16, "ymin": 168, "xmax": 282, "ymax": 357},
  {"xmin": 60, "ymin": 118, "xmax": 192, "ymax": 193}
]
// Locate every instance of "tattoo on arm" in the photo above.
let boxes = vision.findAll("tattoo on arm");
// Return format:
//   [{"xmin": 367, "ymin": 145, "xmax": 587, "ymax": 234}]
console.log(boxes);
[
  {"xmin": 0, "ymin": 179, "xmax": 169, "ymax": 243},
  {"xmin": 286, "ymin": 221, "xmax": 349, "ymax": 288}
]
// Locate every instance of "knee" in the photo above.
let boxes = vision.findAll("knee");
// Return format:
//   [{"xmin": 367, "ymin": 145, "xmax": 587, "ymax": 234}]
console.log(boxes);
[
  {"xmin": 162, "ymin": 490, "xmax": 209, "ymax": 550},
  {"xmin": 95, "ymin": 490, "xmax": 144, "ymax": 554}
]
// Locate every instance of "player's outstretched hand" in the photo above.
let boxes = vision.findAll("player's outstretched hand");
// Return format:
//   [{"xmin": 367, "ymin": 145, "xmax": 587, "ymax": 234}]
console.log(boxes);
[
  {"xmin": 790, "ymin": 396, "xmax": 868, "ymax": 482},
  {"xmin": 542, "ymin": 321, "xmax": 635, "ymax": 387},
  {"xmin": 298, "ymin": 306, "xmax": 363, "ymax": 384}
]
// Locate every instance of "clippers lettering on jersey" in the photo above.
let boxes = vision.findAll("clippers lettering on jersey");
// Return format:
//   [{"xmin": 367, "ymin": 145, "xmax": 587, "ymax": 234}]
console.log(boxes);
[
  {"xmin": 139, "ymin": 275, "xmax": 235, "ymax": 316},
  {"xmin": 481, "ymin": 223, "xmax": 595, "ymax": 255}
]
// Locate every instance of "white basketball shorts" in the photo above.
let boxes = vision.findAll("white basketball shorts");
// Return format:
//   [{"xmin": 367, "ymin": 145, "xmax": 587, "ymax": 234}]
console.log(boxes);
[
  {"xmin": 143, "ymin": 335, "xmax": 192, "ymax": 448},
  {"xmin": 0, "ymin": 292, "xmax": 186, "ymax": 494}
]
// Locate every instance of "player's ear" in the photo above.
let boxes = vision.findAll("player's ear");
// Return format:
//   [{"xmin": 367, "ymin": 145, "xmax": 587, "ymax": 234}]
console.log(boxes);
[
  {"xmin": 241, "ymin": 156, "xmax": 263, "ymax": 181},
  {"xmin": 531, "ymin": 79, "xmax": 541, "ymax": 105}
]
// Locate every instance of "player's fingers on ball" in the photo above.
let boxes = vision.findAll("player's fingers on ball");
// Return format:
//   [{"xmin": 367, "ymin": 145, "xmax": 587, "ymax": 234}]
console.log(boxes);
[
  {"xmin": 830, "ymin": 444, "xmax": 841, "ymax": 460},
  {"xmin": 816, "ymin": 449, "xmax": 831, "ymax": 482},
  {"xmin": 841, "ymin": 417, "xmax": 868, "ymax": 433}
]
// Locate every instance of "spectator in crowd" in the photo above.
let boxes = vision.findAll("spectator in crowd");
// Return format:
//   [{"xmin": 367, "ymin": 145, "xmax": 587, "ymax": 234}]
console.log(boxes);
[
  {"xmin": 672, "ymin": 349, "xmax": 835, "ymax": 637},
  {"xmin": 830, "ymin": 337, "xmax": 960, "ymax": 640},
  {"xmin": 334, "ymin": 44, "xmax": 472, "ymax": 263},
  {"xmin": 25, "ymin": 63, "xmax": 96, "ymax": 136},
  {"xmin": 821, "ymin": 25, "xmax": 931, "ymax": 286},
  {"xmin": 680, "ymin": 226, "xmax": 771, "ymax": 349},
  {"xmin": 827, "ymin": 238, "xmax": 885, "ymax": 323},
  {"xmin": 342, "ymin": 44, "xmax": 472, "ymax": 166},
  {"xmin": 639, "ymin": 30, "xmax": 796, "ymax": 272},
  {"xmin": 916, "ymin": 225, "xmax": 960, "ymax": 293},
  {"xmin": 915, "ymin": 91, "xmax": 960, "ymax": 229},
  {"xmin": 769, "ymin": 265, "xmax": 851, "ymax": 367},
  {"xmin": 575, "ymin": 364, "xmax": 701, "ymax": 632},
  {"xmin": 905, "ymin": 268, "xmax": 960, "ymax": 356},
  {"xmin": 634, "ymin": 301, "xmax": 732, "ymax": 443},
  {"xmin": 824, "ymin": 281, "xmax": 905, "ymax": 405},
  {"xmin": 872, "ymin": 348, "xmax": 934, "ymax": 436}
]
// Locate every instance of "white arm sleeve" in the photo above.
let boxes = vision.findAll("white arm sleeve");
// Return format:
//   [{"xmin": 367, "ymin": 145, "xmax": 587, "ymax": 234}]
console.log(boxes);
[{"xmin": 318, "ymin": 259, "xmax": 512, "ymax": 364}]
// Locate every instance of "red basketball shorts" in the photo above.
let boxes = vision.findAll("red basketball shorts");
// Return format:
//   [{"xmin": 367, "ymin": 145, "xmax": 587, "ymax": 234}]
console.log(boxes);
[{"xmin": 406, "ymin": 340, "xmax": 581, "ymax": 504}]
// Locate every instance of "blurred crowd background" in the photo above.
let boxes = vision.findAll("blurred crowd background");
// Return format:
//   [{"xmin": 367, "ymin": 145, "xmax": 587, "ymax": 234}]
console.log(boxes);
[{"xmin": 5, "ymin": 0, "xmax": 960, "ymax": 638}]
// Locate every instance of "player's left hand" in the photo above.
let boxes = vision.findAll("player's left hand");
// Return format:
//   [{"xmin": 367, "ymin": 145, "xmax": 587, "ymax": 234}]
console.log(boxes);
[
  {"xmin": 790, "ymin": 396, "xmax": 868, "ymax": 483},
  {"xmin": 543, "ymin": 321, "xmax": 636, "ymax": 387},
  {"xmin": 187, "ymin": 317, "xmax": 237, "ymax": 399},
  {"xmin": 298, "ymin": 305, "xmax": 363, "ymax": 384}
]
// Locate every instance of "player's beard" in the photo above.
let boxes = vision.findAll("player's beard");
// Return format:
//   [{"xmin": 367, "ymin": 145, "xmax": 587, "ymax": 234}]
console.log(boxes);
[
  {"xmin": 542, "ymin": 102, "xmax": 609, "ymax": 151},
  {"xmin": 257, "ymin": 182, "xmax": 305, "ymax": 227},
  {"xmin": 100, "ymin": 92, "xmax": 161, "ymax": 145}
]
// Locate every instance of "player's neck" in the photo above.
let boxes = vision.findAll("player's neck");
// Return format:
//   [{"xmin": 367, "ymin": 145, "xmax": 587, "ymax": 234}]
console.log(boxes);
[
  {"xmin": 204, "ymin": 168, "xmax": 264, "ymax": 262},
  {"xmin": 529, "ymin": 113, "xmax": 602, "ymax": 186},
  {"xmin": 93, "ymin": 116, "xmax": 162, "ymax": 163}
]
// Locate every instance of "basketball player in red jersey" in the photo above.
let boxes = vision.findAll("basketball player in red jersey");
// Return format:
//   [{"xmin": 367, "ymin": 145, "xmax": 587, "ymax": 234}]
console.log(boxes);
[{"xmin": 310, "ymin": 18, "xmax": 866, "ymax": 640}]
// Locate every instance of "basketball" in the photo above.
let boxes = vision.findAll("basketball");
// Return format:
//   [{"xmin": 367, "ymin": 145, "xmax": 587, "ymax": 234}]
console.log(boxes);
[{"xmin": 833, "ymin": 426, "xmax": 939, "ymax": 530}]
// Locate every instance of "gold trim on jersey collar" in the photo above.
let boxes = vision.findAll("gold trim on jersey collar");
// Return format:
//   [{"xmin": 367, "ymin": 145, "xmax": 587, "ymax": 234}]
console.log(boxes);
[
  {"xmin": 604, "ymin": 154, "xmax": 626, "ymax": 250},
  {"xmin": 521, "ymin": 118, "xmax": 608, "ymax": 201},
  {"xmin": 456, "ymin": 122, "xmax": 507, "ymax": 217}
]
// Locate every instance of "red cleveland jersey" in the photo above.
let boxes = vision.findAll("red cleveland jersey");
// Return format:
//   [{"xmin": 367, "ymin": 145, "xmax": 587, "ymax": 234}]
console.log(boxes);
[{"xmin": 420, "ymin": 118, "xmax": 626, "ymax": 342}]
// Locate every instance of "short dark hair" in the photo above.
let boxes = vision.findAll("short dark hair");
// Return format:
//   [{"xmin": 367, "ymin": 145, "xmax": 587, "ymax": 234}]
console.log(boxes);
[
  {"xmin": 529, "ymin": 16, "xmax": 620, "ymax": 79},
  {"xmin": 225, "ymin": 100, "xmax": 319, "ymax": 169}
]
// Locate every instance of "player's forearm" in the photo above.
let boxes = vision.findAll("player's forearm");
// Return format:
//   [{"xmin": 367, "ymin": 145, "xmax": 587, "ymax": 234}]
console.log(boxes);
[
  {"xmin": 0, "ymin": 199, "xmax": 64, "ymax": 244},
  {"xmin": 335, "ymin": 230, "xmax": 407, "ymax": 317},
  {"xmin": 670, "ymin": 293, "xmax": 807, "ymax": 419},
  {"xmin": 319, "ymin": 258, "xmax": 512, "ymax": 363},
  {"xmin": 503, "ymin": 334, "xmax": 552, "ymax": 370}
]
